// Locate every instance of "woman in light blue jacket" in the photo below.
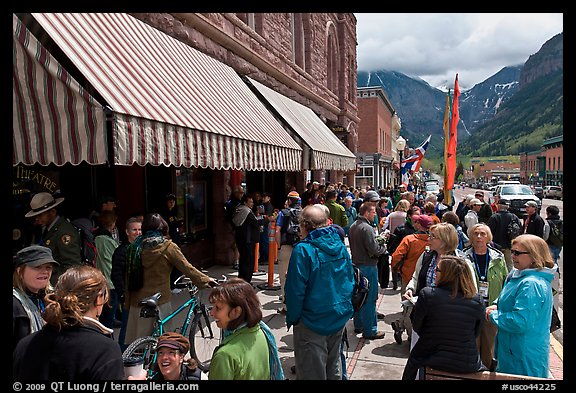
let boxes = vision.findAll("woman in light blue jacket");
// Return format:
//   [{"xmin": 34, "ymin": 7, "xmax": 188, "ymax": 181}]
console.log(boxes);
[{"xmin": 485, "ymin": 234, "xmax": 556, "ymax": 378}]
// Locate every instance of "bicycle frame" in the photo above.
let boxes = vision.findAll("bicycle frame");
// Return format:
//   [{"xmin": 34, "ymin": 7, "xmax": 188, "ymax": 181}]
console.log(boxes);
[{"xmin": 153, "ymin": 295, "xmax": 199, "ymax": 338}]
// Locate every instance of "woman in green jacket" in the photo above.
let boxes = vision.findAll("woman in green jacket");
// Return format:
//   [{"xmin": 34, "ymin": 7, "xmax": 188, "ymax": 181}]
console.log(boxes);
[
  {"xmin": 463, "ymin": 223, "xmax": 508, "ymax": 369},
  {"xmin": 208, "ymin": 278, "xmax": 283, "ymax": 380}
]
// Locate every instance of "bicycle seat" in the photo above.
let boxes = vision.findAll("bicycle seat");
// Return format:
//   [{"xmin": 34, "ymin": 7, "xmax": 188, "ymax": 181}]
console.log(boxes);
[{"xmin": 138, "ymin": 292, "xmax": 161, "ymax": 308}]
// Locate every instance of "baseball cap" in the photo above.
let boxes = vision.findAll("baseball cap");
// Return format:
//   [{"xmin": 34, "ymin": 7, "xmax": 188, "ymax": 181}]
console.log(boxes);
[
  {"xmin": 364, "ymin": 190, "xmax": 380, "ymax": 202},
  {"xmin": 470, "ymin": 198, "xmax": 482, "ymax": 206},
  {"xmin": 412, "ymin": 214, "xmax": 433, "ymax": 230},
  {"xmin": 524, "ymin": 201, "xmax": 538, "ymax": 208},
  {"xmin": 498, "ymin": 198, "xmax": 510, "ymax": 206}
]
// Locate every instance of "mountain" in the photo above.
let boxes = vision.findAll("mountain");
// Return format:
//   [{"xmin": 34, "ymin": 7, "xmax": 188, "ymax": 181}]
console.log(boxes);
[
  {"xmin": 460, "ymin": 33, "xmax": 563, "ymax": 156},
  {"xmin": 357, "ymin": 67, "xmax": 521, "ymax": 158},
  {"xmin": 357, "ymin": 32, "xmax": 563, "ymax": 159}
]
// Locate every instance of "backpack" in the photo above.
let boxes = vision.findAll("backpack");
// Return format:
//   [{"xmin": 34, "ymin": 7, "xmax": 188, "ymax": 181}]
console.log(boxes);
[
  {"xmin": 506, "ymin": 215, "xmax": 522, "ymax": 241},
  {"xmin": 280, "ymin": 207, "xmax": 302, "ymax": 245},
  {"xmin": 548, "ymin": 220, "xmax": 563, "ymax": 247},
  {"xmin": 352, "ymin": 264, "xmax": 370, "ymax": 313},
  {"xmin": 71, "ymin": 218, "xmax": 98, "ymax": 267}
]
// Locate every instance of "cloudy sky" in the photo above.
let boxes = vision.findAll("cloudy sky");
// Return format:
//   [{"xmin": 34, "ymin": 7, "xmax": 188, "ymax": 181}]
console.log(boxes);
[{"xmin": 355, "ymin": 13, "xmax": 563, "ymax": 90}]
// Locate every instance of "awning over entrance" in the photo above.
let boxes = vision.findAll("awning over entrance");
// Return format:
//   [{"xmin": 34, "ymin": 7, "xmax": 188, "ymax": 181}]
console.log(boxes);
[
  {"xmin": 13, "ymin": 14, "xmax": 108, "ymax": 166},
  {"xmin": 31, "ymin": 13, "xmax": 302, "ymax": 171},
  {"xmin": 246, "ymin": 77, "xmax": 357, "ymax": 171}
]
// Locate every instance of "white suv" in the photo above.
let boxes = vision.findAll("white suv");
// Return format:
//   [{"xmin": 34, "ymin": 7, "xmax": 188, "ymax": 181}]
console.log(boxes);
[{"xmin": 543, "ymin": 186, "xmax": 563, "ymax": 200}]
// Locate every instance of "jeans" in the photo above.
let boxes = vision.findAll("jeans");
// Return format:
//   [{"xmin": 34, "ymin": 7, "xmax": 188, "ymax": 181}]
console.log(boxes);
[{"xmin": 352, "ymin": 265, "xmax": 379, "ymax": 337}]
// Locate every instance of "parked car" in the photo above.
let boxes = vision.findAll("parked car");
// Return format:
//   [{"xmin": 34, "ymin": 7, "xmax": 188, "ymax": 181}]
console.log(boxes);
[
  {"xmin": 491, "ymin": 184, "xmax": 541, "ymax": 219},
  {"xmin": 543, "ymin": 186, "xmax": 563, "ymax": 200},
  {"xmin": 533, "ymin": 186, "xmax": 544, "ymax": 199}
]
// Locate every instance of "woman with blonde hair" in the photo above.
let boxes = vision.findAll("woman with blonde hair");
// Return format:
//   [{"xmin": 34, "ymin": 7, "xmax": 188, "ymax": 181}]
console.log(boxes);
[
  {"xmin": 396, "ymin": 222, "xmax": 476, "ymax": 345},
  {"xmin": 13, "ymin": 245, "xmax": 59, "ymax": 351},
  {"xmin": 486, "ymin": 234, "xmax": 556, "ymax": 378},
  {"xmin": 402, "ymin": 255, "xmax": 485, "ymax": 379},
  {"xmin": 383, "ymin": 199, "xmax": 411, "ymax": 233},
  {"xmin": 13, "ymin": 265, "xmax": 125, "ymax": 380}
]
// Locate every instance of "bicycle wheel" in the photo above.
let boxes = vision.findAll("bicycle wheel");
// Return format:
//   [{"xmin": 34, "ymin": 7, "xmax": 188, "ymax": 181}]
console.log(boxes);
[
  {"xmin": 122, "ymin": 336, "xmax": 158, "ymax": 375},
  {"xmin": 189, "ymin": 304, "xmax": 221, "ymax": 372}
]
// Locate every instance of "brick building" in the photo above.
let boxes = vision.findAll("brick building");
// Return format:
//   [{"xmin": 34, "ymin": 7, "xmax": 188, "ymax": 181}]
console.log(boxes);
[
  {"xmin": 519, "ymin": 135, "xmax": 563, "ymax": 186},
  {"xmin": 356, "ymin": 86, "xmax": 402, "ymax": 189}
]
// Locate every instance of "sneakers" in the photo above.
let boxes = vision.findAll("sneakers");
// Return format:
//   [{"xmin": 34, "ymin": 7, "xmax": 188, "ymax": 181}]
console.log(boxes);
[
  {"xmin": 391, "ymin": 320, "xmax": 403, "ymax": 344},
  {"xmin": 232, "ymin": 261, "xmax": 239, "ymax": 270},
  {"xmin": 363, "ymin": 331, "xmax": 386, "ymax": 340},
  {"xmin": 354, "ymin": 328, "xmax": 363, "ymax": 334}
]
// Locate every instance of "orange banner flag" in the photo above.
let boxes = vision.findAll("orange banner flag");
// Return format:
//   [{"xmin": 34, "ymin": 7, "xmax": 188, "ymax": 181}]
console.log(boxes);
[
  {"xmin": 442, "ymin": 89, "xmax": 452, "ymax": 206},
  {"xmin": 445, "ymin": 74, "xmax": 459, "ymax": 192}
]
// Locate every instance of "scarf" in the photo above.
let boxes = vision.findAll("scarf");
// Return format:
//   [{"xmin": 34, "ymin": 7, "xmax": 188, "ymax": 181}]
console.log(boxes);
[
  {"xmin": 126, "ymin": 230, "xmax": 164, "ymax": 291},
  {"xmin": 221, "ymin": 321, "xmax": 285, "ymax": 380},
  {"xmin": 13, "ymin": 288, "xmax": 45, "ymax": 333}
]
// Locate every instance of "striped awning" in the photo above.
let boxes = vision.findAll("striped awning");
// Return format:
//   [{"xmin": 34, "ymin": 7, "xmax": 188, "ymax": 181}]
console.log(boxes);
[
  {"xmin": 31, "ymin": 13, "xmax": 302, "ymax": 171},
  {"xmin": 247, "ymin": 77, "xmax": 357, "ymax": 171},
  {"xmin": 13, "ymin": 14, "xmax": 108, "ymax": 166}
]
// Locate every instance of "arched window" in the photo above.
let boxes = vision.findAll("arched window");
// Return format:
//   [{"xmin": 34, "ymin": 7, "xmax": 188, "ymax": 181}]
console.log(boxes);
[
  {"xmin": 326, "ymin": 22, "xmax": 339, "ymax": 94},
  {"xmin": 293, "ymin": 13, "xmax": 305, "ymax": 68}
]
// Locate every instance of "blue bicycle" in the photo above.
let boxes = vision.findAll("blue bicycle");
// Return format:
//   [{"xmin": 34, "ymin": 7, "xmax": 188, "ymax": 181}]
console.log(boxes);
[{"xmin": 122, "ymin": 275, "xmax": 223, "ymax": 376}]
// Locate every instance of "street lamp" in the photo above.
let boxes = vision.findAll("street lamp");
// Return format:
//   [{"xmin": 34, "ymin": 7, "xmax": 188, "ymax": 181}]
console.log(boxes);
[{"xmin": 396, "ymin": 135, "xmax": 406, "ymax": 186}]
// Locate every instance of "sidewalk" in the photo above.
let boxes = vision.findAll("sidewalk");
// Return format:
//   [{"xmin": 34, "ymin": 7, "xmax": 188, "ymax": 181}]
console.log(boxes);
[{"xmin": 198, "ymin": 261, "xmax": 563, "ymax": 380}]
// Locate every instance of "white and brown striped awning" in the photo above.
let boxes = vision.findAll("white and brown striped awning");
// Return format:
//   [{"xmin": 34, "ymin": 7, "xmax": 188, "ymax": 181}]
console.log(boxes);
[
  {"xmin": 31, "ymin": 13, "xmax": 302, "ymax": 171},
  {"xmin": 13, "ymin": 14, "xmax": 108, "ymax": 166},
  {"xmin": 247, "ymin": 77, "xmax": 357, "ymax": 171}
]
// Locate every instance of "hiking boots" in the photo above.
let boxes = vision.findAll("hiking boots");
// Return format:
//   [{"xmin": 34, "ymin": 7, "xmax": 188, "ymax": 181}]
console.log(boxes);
[{"xmin": 391, "ymin": 320, "xmax": 403, "ymax": 344}]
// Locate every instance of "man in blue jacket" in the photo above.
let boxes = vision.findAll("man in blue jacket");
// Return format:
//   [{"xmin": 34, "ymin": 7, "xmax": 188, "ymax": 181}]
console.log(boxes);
[{"xmin": 285, "ymin": 205, "xmax": 354, "ymax": 380}]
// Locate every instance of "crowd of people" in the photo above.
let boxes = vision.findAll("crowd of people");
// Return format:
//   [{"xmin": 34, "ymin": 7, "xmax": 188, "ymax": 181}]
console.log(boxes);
[{"xmin": 13, "ymin": 179, "xmax": 561, "ymax": 381}]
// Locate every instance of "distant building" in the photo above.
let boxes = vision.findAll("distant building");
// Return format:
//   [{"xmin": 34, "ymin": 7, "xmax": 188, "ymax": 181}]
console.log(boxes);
[{"xmin": 356, "ymin": 86, "xmax": 401, "ymax": 189}]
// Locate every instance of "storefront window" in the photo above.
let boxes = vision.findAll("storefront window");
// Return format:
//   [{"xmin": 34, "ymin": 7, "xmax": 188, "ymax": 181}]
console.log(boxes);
[{"xmin": 175, "ymin": 169, "xmax": 207, "ymax": 239}]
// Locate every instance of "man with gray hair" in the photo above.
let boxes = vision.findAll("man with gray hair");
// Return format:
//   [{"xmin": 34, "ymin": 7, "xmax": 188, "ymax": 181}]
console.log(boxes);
[{"xmin": 285, "ymin": 205, "xmax": 354, "ymax": 379}]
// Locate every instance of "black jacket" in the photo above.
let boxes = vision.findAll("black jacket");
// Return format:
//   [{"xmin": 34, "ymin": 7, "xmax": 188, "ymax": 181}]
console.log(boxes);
[
  {"xmin": 402, "ymin": 285, "xmax": 485, "ymax": 380},
  {"xmin": 488, "ymin": 209, "xmax": 517, "ymax": 249},
  {"xmin": 13, "ymin": 319, "xmax": 124, "ymax": 380},
  {"xmin": 111, "ymin": 242, "xmax": 129, "ymax": 299},
  {"xmin": 525, "ymin": 213, "xmax": 545, "ymax": 238}
]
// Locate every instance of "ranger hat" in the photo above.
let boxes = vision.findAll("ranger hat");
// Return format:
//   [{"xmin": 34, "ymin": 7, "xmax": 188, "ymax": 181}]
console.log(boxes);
[{"xmin": 25, "ymin": 192, "xmax": 65, "ymax": 218}]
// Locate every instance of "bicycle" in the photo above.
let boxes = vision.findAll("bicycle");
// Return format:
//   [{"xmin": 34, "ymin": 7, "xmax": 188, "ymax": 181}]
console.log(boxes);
[{"xmin": 122, "ymin": 275, "xmax": 224, "ymax": 377}]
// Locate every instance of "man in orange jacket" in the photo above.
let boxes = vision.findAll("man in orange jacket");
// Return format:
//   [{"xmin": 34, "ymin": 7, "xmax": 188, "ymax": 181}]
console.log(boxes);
[{"xmin": 390, "ymin": 214, "xmax": 433, "ymax": 344}]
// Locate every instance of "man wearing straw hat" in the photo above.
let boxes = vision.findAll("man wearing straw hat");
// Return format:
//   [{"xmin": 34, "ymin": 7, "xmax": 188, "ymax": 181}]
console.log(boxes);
[{"xmin": 25, "ymin": 192, "xmax": 81, "ymax": 285}]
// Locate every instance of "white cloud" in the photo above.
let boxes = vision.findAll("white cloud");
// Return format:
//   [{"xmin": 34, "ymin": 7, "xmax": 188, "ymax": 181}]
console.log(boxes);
[{"xmin": 356, "ymin": 13, "xmax": 563, "ymax": 89}]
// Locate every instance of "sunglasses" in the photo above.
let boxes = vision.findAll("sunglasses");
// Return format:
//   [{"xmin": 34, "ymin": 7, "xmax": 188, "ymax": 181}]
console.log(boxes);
[
  {"xmin": 434, "ymin": 265, "xmax": 441, "ymax": 273},
  {"xmin": 428, "ymin": 234, "xmax": 438, "ymax": 240},
  {"xmin": 511, "ymin": 249, "xmax": 530, "ymax": 256}
]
